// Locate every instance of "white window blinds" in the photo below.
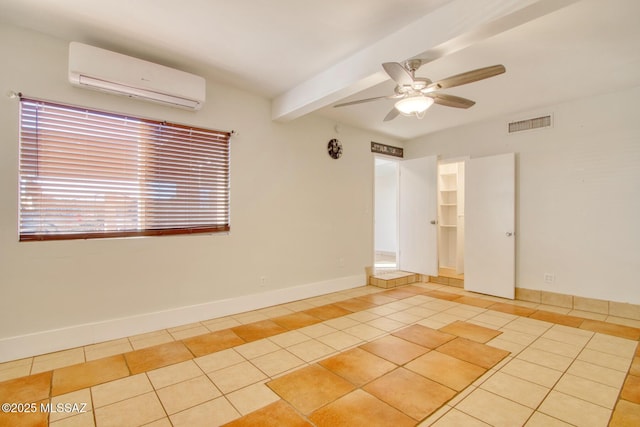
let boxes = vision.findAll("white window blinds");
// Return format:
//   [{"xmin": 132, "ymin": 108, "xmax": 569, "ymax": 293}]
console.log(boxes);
[{"xmin": 19, "ymin": 98, "xmax": 230, "ymax": 241}]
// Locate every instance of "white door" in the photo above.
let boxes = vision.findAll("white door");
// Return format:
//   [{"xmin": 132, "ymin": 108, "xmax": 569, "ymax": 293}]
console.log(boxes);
[
  {"xmin": 464, "ymin": 153, "xmax": 515, "ymax": 299},
  {"xmin": 398, "ymin": 155, "xmax": 438, "ymax": 276}
]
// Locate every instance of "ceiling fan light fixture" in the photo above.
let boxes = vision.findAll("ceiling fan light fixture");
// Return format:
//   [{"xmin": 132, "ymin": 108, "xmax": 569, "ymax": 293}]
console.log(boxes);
[{"xmin": 394, "ymin": 95, "xmax": 434, "ymax": 117}]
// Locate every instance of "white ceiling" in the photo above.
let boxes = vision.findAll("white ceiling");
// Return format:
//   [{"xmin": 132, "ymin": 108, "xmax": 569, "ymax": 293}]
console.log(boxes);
[{"xmin": 2, "ymin": 0, "xmax": 640, "ymax": 141}]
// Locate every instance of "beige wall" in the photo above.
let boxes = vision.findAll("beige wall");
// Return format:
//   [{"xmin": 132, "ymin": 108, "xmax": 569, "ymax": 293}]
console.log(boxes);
[
  {"xmin": 0, "ymin": 23, "xmax": 401, "ymax": 359},
  {"xmin": 406, "ymin": 87, "xmax": 640, "ymax": 304},
  {"xmin": 4, "ymin": 20, "xmax": 638, "ymax": 361}
]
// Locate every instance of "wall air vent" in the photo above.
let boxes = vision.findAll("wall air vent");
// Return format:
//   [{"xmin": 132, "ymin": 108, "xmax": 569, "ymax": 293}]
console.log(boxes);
[{"xmin": 508, "ymin": 115, "xmax": 552, "ymax": 133}]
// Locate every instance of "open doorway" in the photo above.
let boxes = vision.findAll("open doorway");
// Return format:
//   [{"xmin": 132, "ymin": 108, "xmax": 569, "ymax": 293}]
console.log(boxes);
[
  {"xmin": 373, "ymin": 153, "xmax": 514, "ymax": 297},
  {"xmin": 373, "ymin": 155, "xmax": 465, "ymax": 279},
  {"xmin": 374, "ymin": 156, "xmax": 398, "ymax": 271},
  {"xmin": 437, "ymin": 160, "xmax": 465, "ymax": 280},
  {"xmin": 374, "ymin": 154, "xmax": 438, "ymax": 277}
]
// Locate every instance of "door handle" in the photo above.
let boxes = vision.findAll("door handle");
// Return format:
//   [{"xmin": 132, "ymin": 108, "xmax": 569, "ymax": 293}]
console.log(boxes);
[
  {"xmin": 430, "ymin": 220, "xmax": 437, "ymax": 225},
  {"xmin": 505, "ymin": 232, "xmax": 513, "ymax": 237}
]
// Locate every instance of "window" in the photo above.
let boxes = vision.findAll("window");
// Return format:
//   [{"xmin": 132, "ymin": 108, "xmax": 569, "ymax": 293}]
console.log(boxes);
[{"xmin": 19, "ymin": 98, "xmax": 230, "ymax": 241}]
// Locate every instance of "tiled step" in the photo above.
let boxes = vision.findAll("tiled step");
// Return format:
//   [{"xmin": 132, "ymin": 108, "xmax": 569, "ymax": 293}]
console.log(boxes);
[
  {"xmin": 429, "ymin": 275, "xmax": 464, "ymax": 288},
  {"xmin": 369, "ymin": 271, "xmax": 420, "ymax": 289}
]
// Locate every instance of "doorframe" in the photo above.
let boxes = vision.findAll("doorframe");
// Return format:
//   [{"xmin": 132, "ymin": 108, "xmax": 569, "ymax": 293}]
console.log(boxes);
[{"xmin": 373, "ymin": 154, "xmax": 400, "ymax": 271}]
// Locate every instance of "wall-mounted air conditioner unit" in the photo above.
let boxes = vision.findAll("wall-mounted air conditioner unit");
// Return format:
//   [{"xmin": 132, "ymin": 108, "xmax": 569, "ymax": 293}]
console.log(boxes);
[{"xmin": 68, "ymin": 42, "xmax": 206, "ymax": 110}]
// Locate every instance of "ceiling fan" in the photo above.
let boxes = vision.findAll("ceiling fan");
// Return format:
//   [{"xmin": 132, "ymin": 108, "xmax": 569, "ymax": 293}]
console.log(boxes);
[{"xmin": 333, "ymin": 59, "xmax": 505, "ymax": 121}]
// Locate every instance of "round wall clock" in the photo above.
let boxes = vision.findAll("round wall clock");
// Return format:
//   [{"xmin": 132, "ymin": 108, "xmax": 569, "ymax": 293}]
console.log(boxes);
[{"xmin": 327, "ymin": 138, "xmax": 343, "ymax": 159}]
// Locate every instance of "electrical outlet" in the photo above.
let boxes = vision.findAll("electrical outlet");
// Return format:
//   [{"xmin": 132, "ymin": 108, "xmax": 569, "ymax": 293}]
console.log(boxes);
[
  {"xmin": 544, "ymin": 273, "xmax": 555, "ymax": 284},
  {"xmin": 260, "ymin": 276, "xmax": 266, "ymax": 287},
  {"xmin": 338, "ymin": 257, "xmax": 345, "ymax": 268}
]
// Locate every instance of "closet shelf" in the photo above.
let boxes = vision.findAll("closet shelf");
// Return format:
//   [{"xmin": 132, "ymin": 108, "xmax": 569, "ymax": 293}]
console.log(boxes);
[{"xmin": 438, "ymin": 161, "xmax": 464, "ymax": 274}]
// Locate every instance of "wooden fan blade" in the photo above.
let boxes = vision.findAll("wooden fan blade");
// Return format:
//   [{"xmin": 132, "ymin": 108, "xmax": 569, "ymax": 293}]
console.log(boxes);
[
  {"xmin": 382, "ymin": 62, "xmax": 414, "ymax": 86},
  {"xmin": 383, "ymin": 108, "xmax": 400, "ymax": 122},
  {"xmin": 431, "ymin": 64, "xmax": 505, "ymax": 90},
  {"xmin": 427, "ymin": 93, "xmax": 476, "ymax": 109},
  {"xmin": 334, "ymin": 95, "xmax": 391, "ymax": 108}
]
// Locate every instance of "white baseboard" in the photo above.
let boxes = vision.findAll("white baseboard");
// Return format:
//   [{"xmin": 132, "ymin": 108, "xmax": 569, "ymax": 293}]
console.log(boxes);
[{"xmin": 0, "ymin": 274, "xmax": 365, "ymax": 363}]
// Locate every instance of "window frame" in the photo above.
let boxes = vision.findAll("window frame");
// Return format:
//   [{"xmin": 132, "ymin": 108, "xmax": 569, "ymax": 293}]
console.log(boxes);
[{"xmin": 18, "ymin": 98, "xmax": 231, "ymax": 242}]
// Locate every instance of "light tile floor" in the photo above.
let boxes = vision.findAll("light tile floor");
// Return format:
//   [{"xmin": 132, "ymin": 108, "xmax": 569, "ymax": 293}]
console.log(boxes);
[{"xmin": 1, "ymin": 282, "xmax": 639, "ymax": 426}]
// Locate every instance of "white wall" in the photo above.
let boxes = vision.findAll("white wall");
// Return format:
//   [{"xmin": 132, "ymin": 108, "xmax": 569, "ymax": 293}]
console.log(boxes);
[
  {"xmin": 406, "ymin": 87, "xmax": 640, "ymax": 304},
  {"xmin": 0, "ymin": 23, "xmax": 402, "ymax": 361},
  {"xmin": 374, "ymin": 160, "xmax": 398, "ymax": 254}
]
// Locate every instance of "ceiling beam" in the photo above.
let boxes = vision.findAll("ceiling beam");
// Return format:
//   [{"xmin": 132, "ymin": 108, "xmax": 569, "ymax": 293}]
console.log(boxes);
[{"xmin": 271, "ymin": 0, "xmax": 579, "ymax": 122}]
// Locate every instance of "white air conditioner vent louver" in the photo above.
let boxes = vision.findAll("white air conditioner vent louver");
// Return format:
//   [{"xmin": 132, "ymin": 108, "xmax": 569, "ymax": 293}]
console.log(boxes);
[
  {"xmin": 508, "ymin": 115, "xmax": 552, "ymax": 133},
  {"xmin": 68, "ymin": 42, "xmax": 205, "ymax": 110}
]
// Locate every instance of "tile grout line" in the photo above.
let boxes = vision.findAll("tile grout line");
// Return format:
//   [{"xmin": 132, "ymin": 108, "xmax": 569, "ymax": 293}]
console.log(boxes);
[
  {"xmin": 47, "ymin": 370, "xmax": 53, "ymax": 426},
  {"xmin": 608, "ymin": 341, "xmax": 640, "ymax": 425},
  {"xmin": 496, "ymin": 322, "xmax": 626, "ymax": 426},
  {"xmin": 434, "ymin": 306, "xmax": 619, "ymax": 425},
  {"xmin": 2, "ymin": 282, "xmax": 639, "ymax": 426},
  {"xmin": 152, "ymin": 287, "xmax": 635, "ymax": 383},
  {"xmin": 5, "ymin": 302, "xmax": 640, "ymax": 426},
  {"xmin": 148, "ymin": 369, "xmax": 178, "ymax": 426},
  {"xmin": 495, "ymin": 331, "xmax": 576, "ymax": 427},
  {"xmin": 88, "ymin": 385, "xmax": 97, "ymax": 427},
  {"xmin": 262, "ymin": 322, "xmax": 510, "ymax": 426},
  {"xmin": 455, "ymin": 291, "xmax": 639, "ymax": 425}
]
